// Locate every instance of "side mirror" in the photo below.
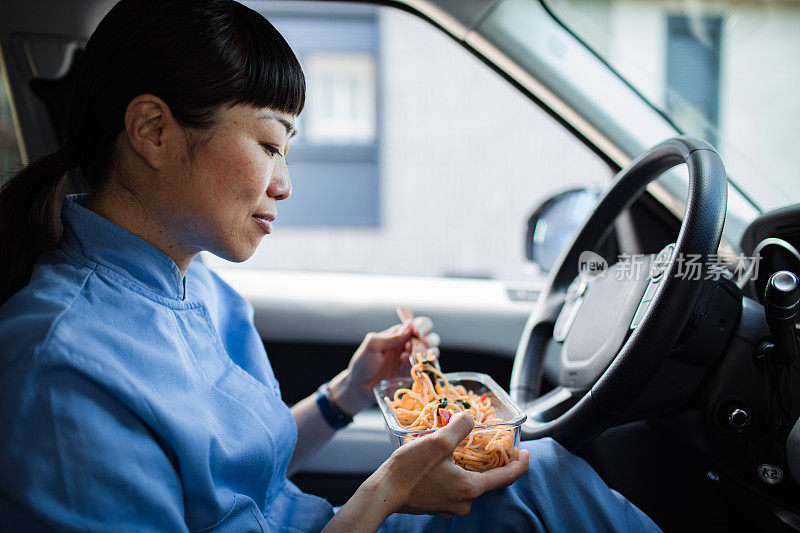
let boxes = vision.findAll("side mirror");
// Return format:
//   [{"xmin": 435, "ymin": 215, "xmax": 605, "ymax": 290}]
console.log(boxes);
[{"xmin": 525, "ymin": 188, "xmax": 602, "ymax": 273}]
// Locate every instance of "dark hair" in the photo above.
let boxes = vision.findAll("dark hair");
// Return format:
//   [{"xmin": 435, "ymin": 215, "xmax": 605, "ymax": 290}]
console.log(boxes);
[{"xmin": 0, "ymin": 0, "xmax": 305, "ymax": 305}]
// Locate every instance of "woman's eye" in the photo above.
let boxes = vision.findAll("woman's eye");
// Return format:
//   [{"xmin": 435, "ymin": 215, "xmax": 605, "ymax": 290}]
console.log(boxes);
[{"xmin": 261, "ymin": 144, "xmax": 281, "ymax": 157}]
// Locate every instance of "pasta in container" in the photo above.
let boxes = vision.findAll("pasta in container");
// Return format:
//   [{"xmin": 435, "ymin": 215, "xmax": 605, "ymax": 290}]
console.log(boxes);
[{"xmin": 374, "ymin": 356, "xmax": 527, "ymax": 472}]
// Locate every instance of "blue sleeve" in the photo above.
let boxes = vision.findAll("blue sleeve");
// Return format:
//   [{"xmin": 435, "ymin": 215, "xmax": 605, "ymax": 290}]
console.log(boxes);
[{"xmin": 0, "ymin": 345, "xmax": 188, "ymax": 532}]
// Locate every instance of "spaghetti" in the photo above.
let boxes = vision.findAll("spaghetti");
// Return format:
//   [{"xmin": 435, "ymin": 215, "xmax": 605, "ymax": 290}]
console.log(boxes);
[{"xmin": 385, "ymin": 351, "xmax": 516, "ymax": 472}]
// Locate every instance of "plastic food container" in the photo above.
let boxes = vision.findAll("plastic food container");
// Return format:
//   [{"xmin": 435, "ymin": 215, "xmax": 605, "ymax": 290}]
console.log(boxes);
[{"xmin": 374, "ymin": 372, "xmax": 527, "ymax": 471}]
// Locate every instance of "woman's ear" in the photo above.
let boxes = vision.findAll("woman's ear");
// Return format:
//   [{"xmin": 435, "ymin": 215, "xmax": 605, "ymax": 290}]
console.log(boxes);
[{"xmin": 123, "ymin": 94, "xmax": 176, "ymax": 169}]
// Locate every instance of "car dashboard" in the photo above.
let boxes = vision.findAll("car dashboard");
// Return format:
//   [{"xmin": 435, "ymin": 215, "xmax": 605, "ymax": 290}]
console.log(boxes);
[{"xmin": 740, "ymin": 203, "xmax": 800, "ymax": 316}]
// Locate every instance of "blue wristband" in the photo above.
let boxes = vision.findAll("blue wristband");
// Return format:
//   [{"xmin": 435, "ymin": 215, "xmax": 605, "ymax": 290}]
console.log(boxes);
[{"xmin": 316, "ymin": 382, "xmax": 354, "ymax": 430}]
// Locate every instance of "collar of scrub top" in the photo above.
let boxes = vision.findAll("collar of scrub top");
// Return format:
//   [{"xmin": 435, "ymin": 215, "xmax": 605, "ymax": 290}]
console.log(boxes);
[{"xmin": 61, "ymin": 194, "xmax": 188, "ymax": 301}]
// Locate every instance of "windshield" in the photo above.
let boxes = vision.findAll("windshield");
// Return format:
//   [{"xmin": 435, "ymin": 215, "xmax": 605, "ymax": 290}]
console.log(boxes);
[{"xmin": 543, "ymin": 0, "xmax": 800, "ymax": 211}]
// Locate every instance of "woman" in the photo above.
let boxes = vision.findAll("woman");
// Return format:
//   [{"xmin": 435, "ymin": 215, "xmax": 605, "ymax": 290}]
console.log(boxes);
[{"xmin": 0, "ymin": 1, "xmax": 661, "ymax": 531}]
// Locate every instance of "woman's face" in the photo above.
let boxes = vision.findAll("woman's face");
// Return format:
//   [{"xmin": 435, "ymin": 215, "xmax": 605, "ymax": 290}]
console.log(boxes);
[{"xmin": 165, "ymin": 103, "xmax": 295, "ymax": 263}]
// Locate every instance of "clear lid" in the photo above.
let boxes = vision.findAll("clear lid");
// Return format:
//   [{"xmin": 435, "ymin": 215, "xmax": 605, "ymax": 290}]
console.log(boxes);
[{"xmin": 373, "ymin": 371, "xmax": 527, "ymax": 435}]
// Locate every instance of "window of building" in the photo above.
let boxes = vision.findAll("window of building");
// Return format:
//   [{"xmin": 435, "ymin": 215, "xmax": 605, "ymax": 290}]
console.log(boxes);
[
  {"xmin": 666, "ymin": 16, "xmax": 722, "ymax": 146},
  {"xmin": 255, "ymin": 4, "xmax": 380, "ymax": 227},
  {"xmin": 304, "ymin": 53, "xmax": 376, "ymax": 145}
]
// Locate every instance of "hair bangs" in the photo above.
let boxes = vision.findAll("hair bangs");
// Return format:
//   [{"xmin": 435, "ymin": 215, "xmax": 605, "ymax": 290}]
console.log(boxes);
[{"xmin": 229, "ymin": 4, "xmax": 305, "ymax": 116}]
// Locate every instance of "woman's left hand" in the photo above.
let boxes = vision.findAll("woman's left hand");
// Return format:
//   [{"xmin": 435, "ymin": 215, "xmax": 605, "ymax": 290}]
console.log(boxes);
[{"xmin": 329, "ymin": 315, "xmax": 440, "ymax": 417}]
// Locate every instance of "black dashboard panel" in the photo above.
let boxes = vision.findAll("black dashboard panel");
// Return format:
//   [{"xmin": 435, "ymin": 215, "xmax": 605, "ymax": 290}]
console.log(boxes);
[{"xmin": 740, "ymin": 204, "xmax": 800, "ymax": 303}]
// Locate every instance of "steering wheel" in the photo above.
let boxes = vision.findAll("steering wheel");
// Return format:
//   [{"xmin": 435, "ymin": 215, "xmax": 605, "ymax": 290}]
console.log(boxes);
[{"xmin": 510, "ymin": 136, "xmax": 728, "ymax": 449}]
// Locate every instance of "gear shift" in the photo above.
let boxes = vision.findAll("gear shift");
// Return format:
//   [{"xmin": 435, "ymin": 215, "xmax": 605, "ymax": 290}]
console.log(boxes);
[{"xmin": 764, "ymin": 271, "xmax": 800, "ymax": 364}]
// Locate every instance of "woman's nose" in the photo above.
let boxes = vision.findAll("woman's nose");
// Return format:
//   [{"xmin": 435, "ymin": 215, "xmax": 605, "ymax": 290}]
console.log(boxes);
[{"xmin": 267, "ymin": 158, "xmax": 291, "ymax": 201}]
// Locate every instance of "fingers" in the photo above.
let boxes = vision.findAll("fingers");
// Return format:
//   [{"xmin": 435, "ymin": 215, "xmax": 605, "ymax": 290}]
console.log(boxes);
[
  {"xmin": 434, "ymin": 412, "xmax": 474, "ymax": 454},
  {"xmin": 398, "ymin": 355, "xmax": 412, "ymax": 375},
  {"xmin": 363, "ymin": 312, "xmax": 440, "ymax": 377},
  {"xmin": 423, "ymin": 332, "xmax": 441, "ymax": 349},
  {"xmin": 413, "ymin": 316, "xmax": 433, "ymax": 337},
  {"xmin": 470, "ymin": 448, "xmax": 529, "ymax": 494},
  {"xmin": 411, "ymin": 317, "xmax": 440, "ymax": 348},
  {"xmin": 377, "ymin": 313, "xmax": 440, "ymax": 347},
  {"xmin": 366, "ymin": 322, "xmax": 415, "ymax": 351},
  {"xmin": 401, "ymin": 315, "xmax": 438, "ymax": 349}
]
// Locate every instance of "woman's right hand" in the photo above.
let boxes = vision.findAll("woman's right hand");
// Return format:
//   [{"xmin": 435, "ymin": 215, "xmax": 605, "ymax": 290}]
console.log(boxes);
[{"xmin": 374, "ymin": 412, "xmax": 530, "ymax": 518}]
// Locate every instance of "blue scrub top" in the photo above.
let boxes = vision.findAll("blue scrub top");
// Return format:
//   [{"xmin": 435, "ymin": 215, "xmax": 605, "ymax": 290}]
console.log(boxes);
[{"xmin": 0, "ymin": 195, "xmax": 334, "ymax": 531}]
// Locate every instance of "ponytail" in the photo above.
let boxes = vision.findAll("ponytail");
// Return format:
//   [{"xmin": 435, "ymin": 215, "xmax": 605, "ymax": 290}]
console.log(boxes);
[{"xmin": 0, "ymin": 151, "xmax": 70, "ymax": 305}]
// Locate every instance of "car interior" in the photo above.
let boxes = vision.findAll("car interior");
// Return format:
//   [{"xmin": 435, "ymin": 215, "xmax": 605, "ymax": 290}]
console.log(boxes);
[{"xmin": 2, "ymin": 0, "xmax": 800, "ymax": 531}]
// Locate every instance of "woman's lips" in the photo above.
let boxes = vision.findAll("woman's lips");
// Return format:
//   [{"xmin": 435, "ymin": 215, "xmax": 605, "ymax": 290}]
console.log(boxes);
[{"xmin": 252, "ymin": 214, "xmax": 273, "ymax": 234}]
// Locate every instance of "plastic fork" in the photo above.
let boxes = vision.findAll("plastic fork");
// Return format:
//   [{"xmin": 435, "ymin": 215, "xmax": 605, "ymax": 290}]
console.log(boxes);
[{"xmin": 396, "ymin": 306, "xmax": 441, "ymax": 372}]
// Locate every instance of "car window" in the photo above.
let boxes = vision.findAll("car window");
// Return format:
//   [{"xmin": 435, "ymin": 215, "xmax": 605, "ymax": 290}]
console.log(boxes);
[
  {"xmin": 543, "ymin": 0, "xmax": 800, "ymax": 212},
  {"xmin": 0, "ymin": 64, "xmax": 22, "ymax": 183},
  {"xmin": 203, "ymin": 2, "xmax": 613, "ymax": 283}
]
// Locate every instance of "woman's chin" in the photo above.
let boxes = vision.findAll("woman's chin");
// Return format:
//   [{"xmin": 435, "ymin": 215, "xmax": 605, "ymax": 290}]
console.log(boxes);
[{"xmin": 210, "ymin": 241, "xmax": 260, "ymax": 264}]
